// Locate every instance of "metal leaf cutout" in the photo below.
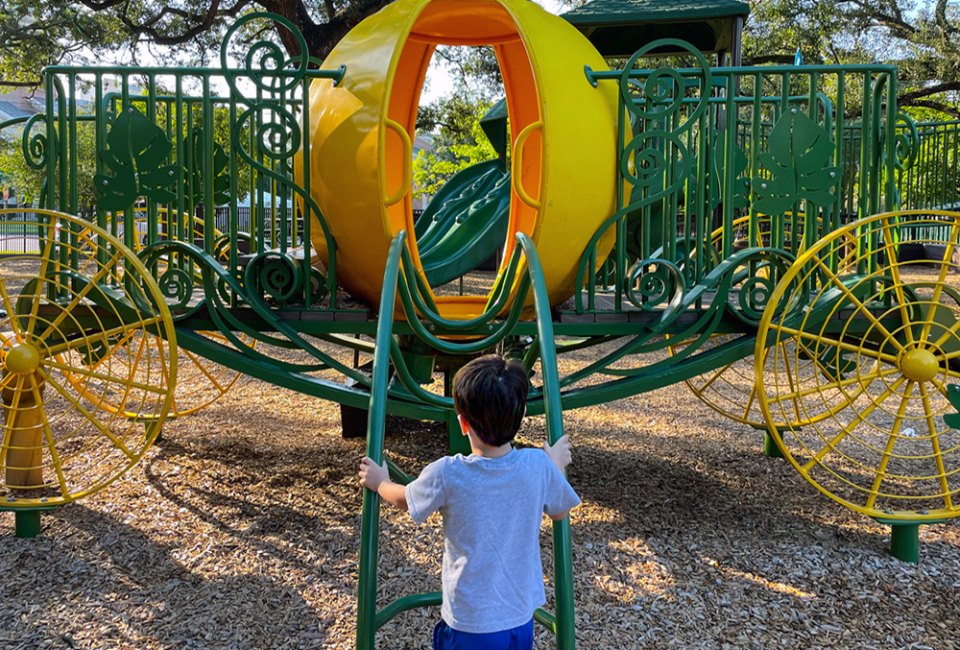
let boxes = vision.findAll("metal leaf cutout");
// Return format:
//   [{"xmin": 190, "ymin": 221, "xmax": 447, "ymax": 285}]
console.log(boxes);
[
  {"xmin": 94, "ymin": 107, "xmax": 179, "ymax": 211},
  {"xmin": 752, "ymin": 110, "xmax": 839, "ymax": 215},
  {"xmin": 188, "ymin": 126, "xmax": 233, "ymax": 206}
]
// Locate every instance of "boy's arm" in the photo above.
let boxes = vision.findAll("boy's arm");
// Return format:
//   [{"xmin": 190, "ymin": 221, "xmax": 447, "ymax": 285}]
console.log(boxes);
[
  {"xmin": 359, "ymin": 457, "xmax": 408, "ymax": 511},
  {"xmin": 548, "ymin": 510, "xmax": 570, "ymax": 522}
]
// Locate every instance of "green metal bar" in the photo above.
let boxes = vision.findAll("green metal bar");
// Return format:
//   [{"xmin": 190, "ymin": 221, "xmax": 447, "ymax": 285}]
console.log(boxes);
[
  {"xmin": 722, "ymin": 73, "xmax": 736, "ymax": 259},
  {"xmin": 374, "ymin": 592, "xmax": 442, "ymax": 630},
  {"xmin": 203, "ymin": 76, "xmax": 215, "ymax": 254},
  {"xmin": 884, "ymin": 72, "xmax": 898, "ymax": 211},
  {"xmin": 585, "ymin": 62, "xmax": 899, "ymax": 85},
  {"xmin": 146, "ymin": 74, "xmax": 158, "ymax": 248},
  {"xmin": 301, "ymin": 74, "xmax": 312, "ymax": 309},
  {"xmin": 67, "ymin": 73, "xmax": 78, "ymax": 215},
  {"xmin": 356, "ymin": 232, "xmax": 407, "ymax": 650},
  {"xmin": 516, "ymin": 232, "xmax": 575, "ymax": 650}
]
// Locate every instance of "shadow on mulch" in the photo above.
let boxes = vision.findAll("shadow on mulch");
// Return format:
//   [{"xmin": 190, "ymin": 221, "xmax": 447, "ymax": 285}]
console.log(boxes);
[{"xmin": 4, "ymin": 505, "xmax": 326, "ymax": 648}]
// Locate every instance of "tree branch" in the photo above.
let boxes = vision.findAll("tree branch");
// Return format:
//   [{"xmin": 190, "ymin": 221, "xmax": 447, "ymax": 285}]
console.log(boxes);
[
  {"xmin": 742, "ymin": 54, "xmax": 797, "ymax": 65},
  {"xmin": 899, "ymin": 82, "xmax": 960, "ymax": 103},
  {"xmin": 0, "ymin": 79, "xmax": 43, "ymax": 88},
  {"xmin": 935, "ymin": 0, "xmax": 958, "ymax": 36},
  {"xmin": 905, "ymin": 99, "xmax": 960, "ymax": 120},
  {"xmin": 837, "ymin": 0, "xmax": 916, "ymax": 37}
]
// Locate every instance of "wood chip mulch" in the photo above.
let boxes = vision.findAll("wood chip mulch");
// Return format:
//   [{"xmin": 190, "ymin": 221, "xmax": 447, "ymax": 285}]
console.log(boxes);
[{"xmin": 3, "ymin": 345, "xmax": 960, "ymax": 649}]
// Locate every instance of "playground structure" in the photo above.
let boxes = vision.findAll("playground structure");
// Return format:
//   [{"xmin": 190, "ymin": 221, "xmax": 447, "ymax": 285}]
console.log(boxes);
[{"xmin": 2, "ymin": 0, "xmax": 960, "ymax": 647}]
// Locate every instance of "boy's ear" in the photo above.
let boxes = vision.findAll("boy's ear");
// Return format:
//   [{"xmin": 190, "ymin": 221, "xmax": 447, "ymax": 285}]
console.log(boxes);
[{"xmin": 456, "ymin": 413, "xmax": 471, "ymax": 437}]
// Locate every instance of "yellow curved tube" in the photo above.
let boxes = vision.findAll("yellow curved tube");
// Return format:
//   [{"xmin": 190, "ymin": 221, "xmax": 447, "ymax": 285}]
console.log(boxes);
[
  {"xmin": 511, "ymin": 120, "xmax": 543, "ymax": 209},
  {"xmin": 383, "ymin": 118, "xmax": 413, "ymax": 206}
]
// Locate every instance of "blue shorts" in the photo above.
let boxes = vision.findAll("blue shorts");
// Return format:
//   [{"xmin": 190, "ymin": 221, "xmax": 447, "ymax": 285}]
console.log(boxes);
[{"xmin": 433, "ymin": 619, "xmax": 534, "ymax": 650}]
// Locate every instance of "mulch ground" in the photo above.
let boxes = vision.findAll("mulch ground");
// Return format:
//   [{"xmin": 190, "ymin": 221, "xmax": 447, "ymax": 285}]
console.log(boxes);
[{"xmin": 2, "ymin": 345, "xmax": 960, "ymax": 649}]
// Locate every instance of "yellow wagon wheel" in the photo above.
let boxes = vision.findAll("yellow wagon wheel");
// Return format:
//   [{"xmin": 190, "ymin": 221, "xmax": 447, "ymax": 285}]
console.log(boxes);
[
  {"xmin": 68, "ymin": 209, "xmax": 249, "ymax": 417},
  {"xmin": 757, "ymin": 209, "xmax": 960, "ymax": 520},
  {"xmin": 673, "ymin": 213, "xmax": 857, "ymax": 428},
  {"xmin": 0, "ymin": 209, "xmax": 176, "ymax": 506}
]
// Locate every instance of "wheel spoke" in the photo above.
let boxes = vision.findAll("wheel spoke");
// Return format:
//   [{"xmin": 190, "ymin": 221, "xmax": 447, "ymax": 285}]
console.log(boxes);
[
  {"xmin": 742, "ymin": 382, "xmax": 759, "ymax": 421},
  {"xmin": 919, "ymin": 382, "xmax": 953, "ymax": 510},
  {"xmin": 811, "ymin": 257, "xmax": 904, "ymax": 353},
  {"xmin": 45, "ymin": 356, "xmax": 169, "ymax": 396},
  {"xmin": 880, "ymin": 255, "xmax": 916, "ymax": 347},
  {"xmin": 781, "ymin": 342, "xmax": 805, "ymax": 423},
  {"xmin": 183, "ymin": 347, "xmax": 226, "ymax": 391},
  {"xmin": 26, "ymin": 223, "xmax": 57, "ymax": 337},
  {"xmin": 774, "ymin": 324, "xmax": 900, "ymax": 365},
  {"xmin": 801, "ymin": 375, "xmax": 907, "ymax": 473},
  {"xmin": 75, "ymin": 329, "xmax": 139, "ymax": 375},
  {"xmin": 29, "ymin": 380, "xmax": 70, "ymax": 498},
  {"xmin": 865, "ymin": 381, "xmax": 915, "ymax": 509},
  {"xmin": 933, "ymin": 317, "xmax": 960, "ymax": 351},
  {"xmin": 0, "ymin": 275, "xmax": 23, "ymax": 337},
  {"xmin": 35, "ymin": 251, "xmax": 124, "ymax": 343},
  {"xmin": 44, "ymin": 317, "xmax": 164, "ymax": 357},
  {"xmin": 114, "ymin": 331, "xmax": 151, "ymax": 414},
  {"xmin": 37, "ymin": 368, "xmax": 137, "ymax": 460},
  {"xmin": 769, "ymin": 364, "xmax": 896, "ymax": 409}
]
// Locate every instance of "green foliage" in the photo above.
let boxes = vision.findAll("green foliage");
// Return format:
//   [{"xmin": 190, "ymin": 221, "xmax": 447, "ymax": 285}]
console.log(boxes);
[
  {"xmin": 0, "ymin": 135, "xmax": 44, "ymax": 206},
  {"xmin": 0, "ymin": 116, "xmax": 102, "ymax": 209},
  {"xmin": 413, "ymin": 100, "xmax": 498, "ymax": 199},
  {"xmin": 0, "ymin": 1, "xmax": 128, "ymax": 85},
  {"xmin": 744, "ymin": 0, "xmax": 960, "ymax": 119},
  {"xmin": 413, "ymin": 45, "xmax": 503, "ymax": 201}
]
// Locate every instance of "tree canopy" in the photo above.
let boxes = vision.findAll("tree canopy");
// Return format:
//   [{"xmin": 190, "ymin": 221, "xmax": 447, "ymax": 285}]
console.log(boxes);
[
  {"xmin": 2, "ymin": 0, "xmax": 958, "ymax": 119},
  {"xmin": 0, "ymin": 0, "xmax": 394, "ymax": 86},
  {"xmin": 744, "ymin": 0, "xmax": 960, "ymax": 118}
]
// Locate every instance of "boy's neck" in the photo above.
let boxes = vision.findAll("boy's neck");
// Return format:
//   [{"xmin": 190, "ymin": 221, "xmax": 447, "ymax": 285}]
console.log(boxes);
[{"xmin": 471, "ymin": 440, "xmax": 513, "ymax": 458}]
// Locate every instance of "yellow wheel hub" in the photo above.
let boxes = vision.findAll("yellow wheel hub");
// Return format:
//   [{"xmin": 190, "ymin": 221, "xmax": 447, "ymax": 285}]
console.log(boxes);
[
  {"xmin": 899, "ymin": 347, "xmax": 939, "ymax": 382},
  {"xmin": 5, "ymin": 343, "xmax": 41, "ymax": 376}
]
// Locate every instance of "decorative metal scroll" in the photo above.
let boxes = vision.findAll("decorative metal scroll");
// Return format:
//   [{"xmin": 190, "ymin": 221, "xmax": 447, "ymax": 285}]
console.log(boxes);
[
  {"xmin": 575, "ymin": 39, "xmax": 712, "ymax": 313},
  {"xmin": 219, "ymin": 11, "xmax": 340, "ymax": 305},
  {"xmin": 21, "ymin": 114, "xmax": 52, "ymax": 172}
]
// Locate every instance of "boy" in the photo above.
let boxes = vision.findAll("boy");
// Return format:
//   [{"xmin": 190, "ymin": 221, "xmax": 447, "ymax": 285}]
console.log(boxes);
[{"xmin": 359, "ymin": 354, "xmax": 580, "ymax": 650}]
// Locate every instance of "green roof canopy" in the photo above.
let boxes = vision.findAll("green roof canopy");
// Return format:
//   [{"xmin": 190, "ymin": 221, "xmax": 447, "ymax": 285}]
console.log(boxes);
[
  {"xmin": 561, "ymin": 0, "xmax": 749, "ymax": 59},
  {"xmin": 480, "ymin": 99, "xmax": 508, "ymax": 157}
]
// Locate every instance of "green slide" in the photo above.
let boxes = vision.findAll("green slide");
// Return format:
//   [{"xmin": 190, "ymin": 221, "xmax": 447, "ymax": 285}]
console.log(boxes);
[{"xmin": 416, "ymin": 100, "xmax": 511, "ymax": 287}]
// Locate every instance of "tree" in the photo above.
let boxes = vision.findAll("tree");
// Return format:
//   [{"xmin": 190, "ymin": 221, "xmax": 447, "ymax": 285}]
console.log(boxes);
[
  {"xmin": 0, "ymin": 0, "xmax": 395, "ymax": 87},
  {"xmin": 413, "ymin": 97, "xmax": 499, "ymax": 199},
  {"xmin": 744, "ymin": 0, "xmax": 960, "ymax": 119},
  {"xmin": 413, "ymin": 46, "xmax": 503, "ymax": 200}
]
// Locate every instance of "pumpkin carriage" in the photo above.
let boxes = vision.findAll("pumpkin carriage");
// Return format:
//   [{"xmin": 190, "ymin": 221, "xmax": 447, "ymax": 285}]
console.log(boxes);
[{"xmin": 2, "ymin": 1, "xmax": 960, "ymax": 647}]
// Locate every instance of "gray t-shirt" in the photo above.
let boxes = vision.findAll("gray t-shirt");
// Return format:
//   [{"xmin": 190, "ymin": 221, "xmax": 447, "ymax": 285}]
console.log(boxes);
[{"xmin": 405, "ymin": 447, "xmax": 581, "ymax": 634}]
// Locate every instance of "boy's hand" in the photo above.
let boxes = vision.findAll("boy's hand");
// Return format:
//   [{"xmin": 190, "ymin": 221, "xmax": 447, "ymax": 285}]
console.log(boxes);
[
  {"xmin": 544, "ymin": 434, "xmax": 572, "ymax": 471},
  {"xmin": 359, "ymin": 457, "xmax": 389, "ymax": 492}
]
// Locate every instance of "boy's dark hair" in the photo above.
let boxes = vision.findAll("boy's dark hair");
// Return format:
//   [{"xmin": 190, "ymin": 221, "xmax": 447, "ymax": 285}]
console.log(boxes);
[{"xmin": 452, "ymin": 354, "xmax": 528, "ymax": 446}]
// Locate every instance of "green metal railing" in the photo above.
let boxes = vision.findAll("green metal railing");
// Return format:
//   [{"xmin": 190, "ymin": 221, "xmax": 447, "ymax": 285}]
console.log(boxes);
[
  {"xmin": 33, "ymin": 13, "xmax": 345, "ymax": 313},
  {"xmin": 896, "ymin": 119, "xmax": 960, "ymax": 210},
  {"xmin": 576, "ymin": 40, "xmax": 898, "ymax": 316},
  {"xmin": 357, "ymin": 229, "xmax": 575, "ymax": 649}
]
